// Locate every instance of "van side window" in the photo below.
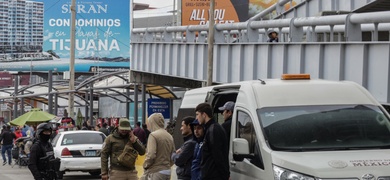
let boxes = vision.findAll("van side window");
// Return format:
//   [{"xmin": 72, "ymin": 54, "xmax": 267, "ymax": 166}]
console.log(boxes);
[{"xmin": 237, "ymin": 111, "xmax": 264, "ymax": 169}]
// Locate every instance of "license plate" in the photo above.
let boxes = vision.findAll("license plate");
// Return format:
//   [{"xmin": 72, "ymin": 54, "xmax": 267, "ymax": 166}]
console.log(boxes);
[{"xmin": 85, "ymin": 150, "xmax": 96, "ymax": 157}]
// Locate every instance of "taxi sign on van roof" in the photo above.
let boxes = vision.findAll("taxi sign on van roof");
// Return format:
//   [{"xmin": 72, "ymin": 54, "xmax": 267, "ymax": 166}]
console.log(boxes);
[{"xmin": 281, "ymin": 74, "xmax": 311, "ymax": 80}]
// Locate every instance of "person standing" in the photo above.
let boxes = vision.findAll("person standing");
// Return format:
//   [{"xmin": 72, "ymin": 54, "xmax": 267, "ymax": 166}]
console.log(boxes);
[
  {"xmin": 101, "ymin": 118, "xmax": 145, "ymax": 180},
  {"xmin": 172, "ymin": 116, "xmax": 196, "ymax": 180},
  {"xmin": 218, "ymin": 101, "xmax": 235, "ymax": 143},
  {"xmin": 0, "ymin": 125, "xmax": 16, "ymax": 165},
  {"xmin": 28, "ymin": 123, "xmax": 59, "ymax": 180},
  {"xmin": 133, "ymin": 122, "xmax": 146, "ymax": 145},
  {"xmin": 14, "ymin": 127, "xmax": 23, "ymax": 139},
  {"xmin": 142, "ymin": 113, "xmax": 175, "ymax": 180},
  {"xmin": 142, "ymin": 123, "xmax": 151, "ymax": 146},
  {"xmin": 99, "ymin": 123, "xmax": 110, "ymax": 136},
  {"xmin": 267, "ymin": 29, "xmax": 279, "ymax": 42},
  {"xmin": 195, "ymin": 103, "xmax": 230, "ymax": 180},
  {"xmin": 190, "ymin": 119, "xmax": 204, "ymax": 180}
]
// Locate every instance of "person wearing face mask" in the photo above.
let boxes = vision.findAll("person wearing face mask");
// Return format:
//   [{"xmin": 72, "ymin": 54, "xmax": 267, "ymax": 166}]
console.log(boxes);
[
  {"xmin": 101, "ymin": 118, "xmax": 145, "ymax": 180},
  {"xmin": 28, "ymin": 123, "xmax": 60, "ymax": 180}
]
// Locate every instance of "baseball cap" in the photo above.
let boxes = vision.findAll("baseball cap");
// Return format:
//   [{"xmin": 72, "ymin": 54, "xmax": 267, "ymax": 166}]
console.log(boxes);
[
  {"xmin": 118, "ymin": 118, "xmax": 131, "ymax": 131},
  {"xmin": 190, "ymin": 119, "xmax": 199, "ymax": 125},
  {"xmin": 218, "ymin": 101, "xmax": 235, "ymax": 111}
]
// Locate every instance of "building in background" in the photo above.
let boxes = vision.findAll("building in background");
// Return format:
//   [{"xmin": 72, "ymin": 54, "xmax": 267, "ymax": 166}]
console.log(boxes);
[{"xmin": 0, "ymin": 0, "xmax": 45, "ymax": 61}]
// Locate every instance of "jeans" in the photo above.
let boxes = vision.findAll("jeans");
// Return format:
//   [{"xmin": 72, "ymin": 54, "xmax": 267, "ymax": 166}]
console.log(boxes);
[{"xmin": 1, "ymin": 144, "xmax": 12, "ymax": 164}]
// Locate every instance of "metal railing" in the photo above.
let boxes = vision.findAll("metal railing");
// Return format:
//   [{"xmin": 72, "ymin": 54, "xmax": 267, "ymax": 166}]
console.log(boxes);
[{"xmin": 132, "ymin": 11, "xmax": 390, "ymax": 43}]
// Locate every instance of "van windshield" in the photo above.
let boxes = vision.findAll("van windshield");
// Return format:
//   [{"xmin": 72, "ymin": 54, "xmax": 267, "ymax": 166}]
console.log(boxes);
[{"xmin": 258, "ymin": 105, "xmax": 390, "ymax": 151}]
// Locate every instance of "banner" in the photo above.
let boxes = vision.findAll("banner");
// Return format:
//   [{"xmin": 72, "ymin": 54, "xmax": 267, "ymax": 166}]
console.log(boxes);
[
  {"xmin": 0, "ymin": 0, "xmax": 131, "ymax": 73},
  {"xmin": 38, "ymin": 0, "xmax": 130, "ymax": 59},
  {"xmin": 181, "ymin": 0, "xmax": 297, "ymax": 25}
]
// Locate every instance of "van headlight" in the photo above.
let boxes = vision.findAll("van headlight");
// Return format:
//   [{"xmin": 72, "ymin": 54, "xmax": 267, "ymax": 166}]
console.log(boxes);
[{"xmin": 273, "ymin": 165, "xmax": 315, "ymax": 180}]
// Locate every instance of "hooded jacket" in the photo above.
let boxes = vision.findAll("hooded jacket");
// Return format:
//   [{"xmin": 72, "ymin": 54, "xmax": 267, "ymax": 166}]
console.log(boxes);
[
  {"xmin": 101, "ymin": 128, "xmax": 145, "ymax": 175},
  {"xmin": 143, "ymin": 113, "xmax": 175, "ymax": 174},
  {"xmin": 190, "ymin": 120, "xmax": 204, "ymax": 180}
]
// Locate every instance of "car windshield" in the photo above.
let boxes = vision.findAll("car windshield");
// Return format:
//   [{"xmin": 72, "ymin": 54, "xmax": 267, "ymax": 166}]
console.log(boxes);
[
  {"xmin": 258, "ymin": 104, "xmax": 390, "ymax": 151},
  {"xmin": 61, "ymin": 133, "xmax": 105, "ymax": 145}
]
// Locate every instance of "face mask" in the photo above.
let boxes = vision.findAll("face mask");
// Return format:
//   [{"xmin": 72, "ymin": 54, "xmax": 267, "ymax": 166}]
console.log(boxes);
[{"xmin": 40, "ymin": 134, "xmax": 51, "ymax": 141}]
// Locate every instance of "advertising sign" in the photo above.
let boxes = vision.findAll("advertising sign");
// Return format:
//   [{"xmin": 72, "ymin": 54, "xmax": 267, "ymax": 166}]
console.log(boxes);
[
  {"xmin": 147, "ymin": 99, "xmax": 171, "ymax": 119},
  {"xmin": 181, "ymin": 0, "xmax": 297, "ymax": 25},
  {"xmin": 38, "ymin": 0, "xmax": 130, "ymax": 59},
  {"xmin": 0, "ymin": 0, "xmax": 131, "ymax": 72}
]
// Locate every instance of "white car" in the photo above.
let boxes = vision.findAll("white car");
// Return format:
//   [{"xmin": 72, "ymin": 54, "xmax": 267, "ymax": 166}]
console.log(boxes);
[{"xmin": 51, "ymin": 130, "xmax": 106, "ymax": 179}]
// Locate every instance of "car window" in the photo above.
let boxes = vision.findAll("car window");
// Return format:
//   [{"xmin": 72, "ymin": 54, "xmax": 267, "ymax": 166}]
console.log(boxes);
[
  {"xmin": 61, "ymin": 133, "xmax": 105, "ymax": 145},
  {"xmin": 236, "ymin": 111, "xmax": 264, "ymax": 169}
]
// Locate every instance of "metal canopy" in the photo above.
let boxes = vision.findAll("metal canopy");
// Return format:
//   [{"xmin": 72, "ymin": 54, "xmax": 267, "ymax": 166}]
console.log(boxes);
[
  {"xmin": 0, "ymin": 70, "xmax": 206, "ymax": 106},
  {"xmin": 129, "ymin": 70, "xmax": 204, "ymax": 89}
]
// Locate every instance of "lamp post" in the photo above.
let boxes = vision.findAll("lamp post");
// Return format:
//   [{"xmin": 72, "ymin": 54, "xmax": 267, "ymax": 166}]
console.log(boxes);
[
  {"xmin": 68, "ymin": 0, "xmax": 76, "ymax": 119},
  {"xmin": 207, "ymin": 0, "xmax": 215, "ymax": 86}
]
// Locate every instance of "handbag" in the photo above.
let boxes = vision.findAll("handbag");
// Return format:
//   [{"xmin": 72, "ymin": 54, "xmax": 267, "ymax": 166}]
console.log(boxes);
[{"xmin": 117, "ymin": 143, "xmax": 138, "ymax": 168}]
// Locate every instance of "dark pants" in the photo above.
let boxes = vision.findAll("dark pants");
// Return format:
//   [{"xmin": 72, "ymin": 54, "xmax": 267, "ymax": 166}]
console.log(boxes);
[{"xmin": 1, "ymin": 144, "xmax": 12, "ymax": 164}]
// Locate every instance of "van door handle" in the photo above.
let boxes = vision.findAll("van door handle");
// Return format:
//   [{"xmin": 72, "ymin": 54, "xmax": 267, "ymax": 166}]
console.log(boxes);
[{"xmin": 230, "ymin": 160, "xmax": 236, "ymax": 167}]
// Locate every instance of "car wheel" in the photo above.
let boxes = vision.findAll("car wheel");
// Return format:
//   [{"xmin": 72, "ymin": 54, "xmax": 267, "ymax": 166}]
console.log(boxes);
[
  {"xmin": 57, "ymin": 171, "xmax": 65, "ymax": 179},
  {"xmin": 89, "ymin": 171, "xmax": 101, "ymax": 177}
]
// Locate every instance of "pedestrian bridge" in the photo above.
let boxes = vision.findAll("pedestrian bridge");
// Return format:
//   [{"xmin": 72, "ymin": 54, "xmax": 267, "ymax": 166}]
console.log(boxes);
[{"xmin": 131, "ymin": 0, "xmax": 390, "ymax": 103}]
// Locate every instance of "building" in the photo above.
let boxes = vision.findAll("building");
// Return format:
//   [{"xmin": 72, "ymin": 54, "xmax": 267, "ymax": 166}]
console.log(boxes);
[{"xmin": 0, "ymin": 0, "xmax": 44, "ymax": 60}]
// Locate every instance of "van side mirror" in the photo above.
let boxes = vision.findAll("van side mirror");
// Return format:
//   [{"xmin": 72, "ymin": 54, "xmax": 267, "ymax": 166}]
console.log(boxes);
[{"xmin": 233, "ymin": 138, "xmax": 253, "ymax": 161}]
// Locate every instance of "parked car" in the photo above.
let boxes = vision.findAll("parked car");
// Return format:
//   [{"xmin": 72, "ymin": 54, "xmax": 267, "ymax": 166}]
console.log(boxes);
[{"xmin": 51, "ymin": 130, "xmax": 106, "ymax": 179}]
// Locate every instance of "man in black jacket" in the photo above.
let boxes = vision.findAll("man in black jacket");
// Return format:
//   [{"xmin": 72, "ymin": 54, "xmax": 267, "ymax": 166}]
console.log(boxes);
[
  {"xmin": 28, "ymin": 123, "xmax": 59, "ymax": 180},
  {"xmin": 219, "ymin": 101, "xmax": 235, "ymax": 144},
  {"xmin": 172, "ymin": 116, "xmax": 196, "ymax": 180},
  {"xmin": 0, "ymin": 125, "xmax": 16, "ymax": 165},
  {"xmin": 195, "ymin": 103, "xmax": 229, "ymax": 180}
]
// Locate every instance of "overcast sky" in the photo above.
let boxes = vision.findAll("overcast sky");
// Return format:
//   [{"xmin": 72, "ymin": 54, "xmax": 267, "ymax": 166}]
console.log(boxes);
[{"xmin": 133, "ymin": 0, "xmax": 175, "ymax": 18}]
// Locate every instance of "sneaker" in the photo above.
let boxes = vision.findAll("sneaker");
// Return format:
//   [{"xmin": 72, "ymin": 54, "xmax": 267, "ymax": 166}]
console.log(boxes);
[{"xmin": 2, "ymin": 162, "xmax": 5, "ymax": 166}]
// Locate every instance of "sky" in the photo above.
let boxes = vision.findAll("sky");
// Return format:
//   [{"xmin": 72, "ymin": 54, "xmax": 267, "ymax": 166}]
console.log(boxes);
[{"xmin": 133, "ymin": 0, "xmax": 175, "ymax": 18}]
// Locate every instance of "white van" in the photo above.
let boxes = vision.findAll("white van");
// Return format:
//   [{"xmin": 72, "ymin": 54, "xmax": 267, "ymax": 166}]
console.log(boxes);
[{"xmin": 175, "ymin": 74, "xmax": 390, "ymax": 180}]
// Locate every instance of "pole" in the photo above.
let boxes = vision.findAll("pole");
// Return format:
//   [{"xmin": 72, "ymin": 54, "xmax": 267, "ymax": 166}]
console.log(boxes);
[
  {"xmin": 68, "ymin": 0, "xmax": 76, "ymax": 119},
  {"xmin": 172, "ymin": 0, "xmax": 176, "ymax": 26},
  {"xmin": 207, "ymin": 0, "xmax": 215, "ymax": 86}
]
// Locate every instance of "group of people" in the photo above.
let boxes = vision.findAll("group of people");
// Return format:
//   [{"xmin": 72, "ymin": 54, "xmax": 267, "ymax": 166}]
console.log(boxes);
[
  {"xmin": 0, "ymin": 124, "xmax": 36, "ymax": 166},
  {"xmin": 0, "ymin": 122, "xmax": 59, "ymax": 180},
  {"xmin": 172, "ymin": 102, "xmax": 233, "ymax": 180},
  {"xmin": 1, "ymin": 100, "xmax": 235, "ymax": 180},
  {"xmin": 101, "ymin": 113, "xmax": 175, "ymax": 180},
  {"xmin": 100, "ymin": 101, "xmax": 235, "ymax": 180}
]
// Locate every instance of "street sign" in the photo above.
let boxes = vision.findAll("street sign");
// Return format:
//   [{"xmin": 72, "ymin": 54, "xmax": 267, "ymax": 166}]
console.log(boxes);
[{"xmin": 147, "ymin": 99, "xmax": 170, "ymax": 119}]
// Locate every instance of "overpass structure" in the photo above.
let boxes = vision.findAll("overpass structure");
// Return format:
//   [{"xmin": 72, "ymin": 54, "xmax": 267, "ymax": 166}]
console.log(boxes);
[{"xmin": 131, "ymin": 0, "xmax": 390, "ymax": 103}]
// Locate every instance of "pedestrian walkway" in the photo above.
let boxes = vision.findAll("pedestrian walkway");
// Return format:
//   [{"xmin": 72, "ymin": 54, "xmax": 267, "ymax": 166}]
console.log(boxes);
[{"xmin": 0, "ymin": 159, "xmax": 33, "ymax": 180}]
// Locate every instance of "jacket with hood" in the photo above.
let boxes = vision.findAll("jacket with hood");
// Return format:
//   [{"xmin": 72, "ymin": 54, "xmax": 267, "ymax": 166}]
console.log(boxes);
[
  {"xmin": 101, "ymin": 128, "xmax": 145, "ymax": 175},
  {"xmin": 190, "ymin": 120, "xmax": 204, "ymax": 180},
  {"xmin": 143, "ymin": 113, "xmax": 175, "ymax": 174}
]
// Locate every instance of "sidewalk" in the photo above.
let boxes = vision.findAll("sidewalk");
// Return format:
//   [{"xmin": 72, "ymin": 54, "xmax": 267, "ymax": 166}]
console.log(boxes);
[{"xmin": 0, "ymin": 160, "xmax": 34, "ymax": 180}]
